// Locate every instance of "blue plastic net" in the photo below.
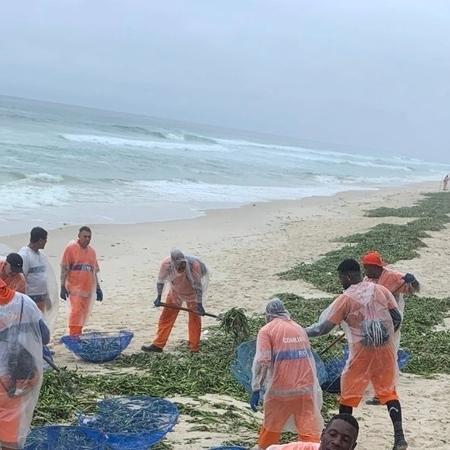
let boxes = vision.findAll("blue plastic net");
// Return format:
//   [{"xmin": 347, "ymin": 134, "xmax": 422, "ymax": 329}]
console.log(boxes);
[
  {"xmin": 210, "ymin": 447, "xmax": 249, "ymax": 449},
  {"xmin": 231, "ymin": 340, "xmax": 328, "ymax": 393},
  {"xmin": 60, "ymin": 330, "xmax": 134, "ymax": 363},
  {"xmin": 79, "ymin": 396, "xmax": 179, "ymax": 449},
  {"xmin": 24, "ymin": 426, "xmax": 107, "ymax": 450}
]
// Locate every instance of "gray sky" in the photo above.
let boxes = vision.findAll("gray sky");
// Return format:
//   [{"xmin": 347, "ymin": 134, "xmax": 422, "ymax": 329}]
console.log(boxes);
[{"xmin": 1, "ymin": 1, "xmax": 449, "ymax": 161}]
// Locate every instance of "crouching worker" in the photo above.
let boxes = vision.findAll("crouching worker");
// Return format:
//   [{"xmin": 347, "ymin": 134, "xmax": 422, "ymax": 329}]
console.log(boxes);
[
  {"xmin": 251, "ymin": 298, "xmax": 324, "ymax": 449},
  {"xmin": 306, "ymin": 259, "xmax": 407, "ymax": 450},
  {"xmin": 267, "ymin": 413, "xmax": 359, "ymax": 449},
  {"xmin": 142, "ymin": 249, "xmax": 209, "ymax": 353},
  {"xmin": 0, "ymin": 279, "xmax": 50, "ymax": 450}
]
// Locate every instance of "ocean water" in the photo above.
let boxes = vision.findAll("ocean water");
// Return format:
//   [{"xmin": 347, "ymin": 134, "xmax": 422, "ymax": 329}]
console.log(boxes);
[{"xmin": 0, "ymin": 95, "xmax": 447, "ymax": 235}]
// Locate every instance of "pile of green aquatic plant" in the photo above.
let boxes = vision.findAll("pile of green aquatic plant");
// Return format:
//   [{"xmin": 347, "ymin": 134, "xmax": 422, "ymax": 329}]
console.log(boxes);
[{"xmin": 219, "ymin": 307, "xmax": 251, "ymax": 345}]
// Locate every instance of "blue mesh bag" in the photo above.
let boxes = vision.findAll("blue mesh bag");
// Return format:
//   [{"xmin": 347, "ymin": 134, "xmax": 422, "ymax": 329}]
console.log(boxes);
[
  {"xmin": 210, "ymin": 447, "xmax": 249, "ymax": 449},
  {"xmin": 24, "ymin": 426, "xmax": 107, "ymax": 450},
  {"xmin": 231, "ymin": 340, "xmax": 328, "ymax": 393},
  {"xmin": 60, "ymin": 330, "xmax": 134, "ymax": 363},
  {"xmin": 79, "ymin": 396, "xmax": 179, "ymax": 449}
]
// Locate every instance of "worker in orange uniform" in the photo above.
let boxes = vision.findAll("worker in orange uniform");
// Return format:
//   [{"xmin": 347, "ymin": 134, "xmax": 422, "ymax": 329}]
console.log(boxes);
[
  {"xmin": 60, "ymin": 226, "xmax": 102, "ymax": 336},
  {"xmin": 142, "ymin": 249, "xmax": 209, "ymax": 353},
  {"xmin": 250, "ymin": 298, "xmax": 323, "ymax": 450},
  {"xmin": 306, "ymin": 259, "xmax": 407, "ymax": 450},
  {"xmin": 362, "ymin": 250, "xmax": 420, "ymax": 405},
  {"xmin": 267, "ymin": 413, "xmax": 359, "ymax": 450},
  {"xmin": 0, "ymin": 253, "xmax": 26, "ymax": 294},
  {"xmin": 0, "ymin": 278, "xmax": 50, "ymax": 450}
]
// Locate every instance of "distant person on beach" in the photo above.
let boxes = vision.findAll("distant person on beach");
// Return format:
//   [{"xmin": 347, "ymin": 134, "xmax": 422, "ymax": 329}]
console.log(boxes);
[
  {"xmin": 19, "ymin": 227, "xmax": 59, "ymax": 334},
  {"xmin": 0, "ymin": 278, "xmax": 49, "ymax": 450},
  {"xmin": 306, "ymin": 259, "xmax": 408, "ymax": 450},
  {"xmin": 443, "ymin": 174, "xmax": 449, "ymax": 191},
  {"xmin": 60, "ymin": 226, "xmax": 102, "ymax": 336},
  {"xmin": 0, "ymin": 253, "xmax": 26, "ymax": 294},
  {"xmin": 250, "ymin": 298, "xmax": 323, "ymax": 449},
  {"xmin": 142, "ymin": 249, "xmax": 209, "ymax": 353},
  {"xmin": 267, "ymin": 413, "xmax": 359, "ymax": 449}
]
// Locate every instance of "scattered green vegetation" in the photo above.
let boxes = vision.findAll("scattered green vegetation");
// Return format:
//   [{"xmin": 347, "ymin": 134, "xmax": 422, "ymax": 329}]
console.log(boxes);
[
  {"xmin": 279, "ymin": 192, "xmax": 450, "ymax": 293},
  {"xmin": 219, "ymin": 307, "xmax": 251, "ymax": 345}
]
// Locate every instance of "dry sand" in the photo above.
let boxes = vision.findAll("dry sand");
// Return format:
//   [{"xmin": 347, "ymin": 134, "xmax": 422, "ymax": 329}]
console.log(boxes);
[{"xmin": 1, "ymin": 181, "xmax": 449, "ymax": 449}]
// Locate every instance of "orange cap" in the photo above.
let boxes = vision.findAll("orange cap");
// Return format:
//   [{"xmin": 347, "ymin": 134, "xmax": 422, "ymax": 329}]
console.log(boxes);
[{"xmin": 361, "ymin": 251, "xmax": 385, "ymax": 267}]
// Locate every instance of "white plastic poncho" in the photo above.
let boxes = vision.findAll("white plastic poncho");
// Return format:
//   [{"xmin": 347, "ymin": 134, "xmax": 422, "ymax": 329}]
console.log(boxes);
[
  {"xmin": 18, "ymin": 246, "xmax": 59, "ymax": 335},
  {"xmin": 252, "ymin": 299, "xmax": 323, "ymax": 439},
  {"xmin": 308, "ymin": 281, "xmax": 400, "ymax": 406},
  {"xmin": 157, "ymin": 249, "xmax": 209, "ymax": 306},
  {"xmin": 0, "ymin": 291, "xmax": 44, "ymax": 449}
]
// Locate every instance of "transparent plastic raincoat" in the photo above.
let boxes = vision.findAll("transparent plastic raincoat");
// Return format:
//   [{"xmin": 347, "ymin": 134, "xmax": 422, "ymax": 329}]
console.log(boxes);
[
  {"xmin": 307, "ymin": 281, "xmax": 400, "ymax": 407},
  {"xmin": 0, "ymin": 283, "xmax": 45, "ymax": 449},
  {"xmin": 268, "ymin": 442, "xmax": 320, "ymax": 450},
  {"xmin": 252, "ymin": 299, "xmax": 323, "ymax": 444},
  {"xmin": 61, "ymin": 240, "xmax": 99, "ymax": 328},
  {"xmin": 157, "ymin": 249, "xmax": 209, "ymax": 306},
  {"xmin": 19, "ymin": 246, "xmax": 59, "ymax": 334}
]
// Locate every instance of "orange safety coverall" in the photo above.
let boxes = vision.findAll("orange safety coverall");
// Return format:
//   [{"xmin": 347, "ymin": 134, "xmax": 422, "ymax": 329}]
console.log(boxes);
[
  {"xmin": 255, "ymin": 318, "xmax": 323, "ymax": 449},
  {"xmin": 327, "ymin": 282, "xmax": 399, "ymax": 407},
  {"xmin": 0, "ymin": 261, "xmax": 26, "ymax": 294},
  {"xmin": 153, "ymin": 257, "xmax": 202, "ymax": 352},
  {"xmin": 268, "ymin": 442, "xmax": 320, "ymax": 450},
  {"xmin": 61, "ymin": 241, "xmax": 99, "ymax": 335}
]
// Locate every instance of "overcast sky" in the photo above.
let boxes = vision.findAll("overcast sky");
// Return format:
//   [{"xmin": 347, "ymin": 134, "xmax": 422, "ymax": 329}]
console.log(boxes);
[{"xmin": 1, "ymin": 1, "xmax": 449, "ymax": 161}]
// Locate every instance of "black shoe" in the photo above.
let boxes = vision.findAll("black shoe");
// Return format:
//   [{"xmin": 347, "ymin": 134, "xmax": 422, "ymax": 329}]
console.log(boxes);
[
  {"xmin": 365, "ymin": 397, "xmax": 381, "ymax": 406},
  {"xmin": 393, "ymin": 437, "xmax": 408, "ymax": 450},
  {"xmin": 141, "ymin": 344, "xmax": 163, "ymax": 353}
]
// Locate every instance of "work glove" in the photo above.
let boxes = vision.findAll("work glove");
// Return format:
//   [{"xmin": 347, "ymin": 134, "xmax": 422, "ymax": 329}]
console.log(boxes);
[
  {"xmin": 154, "ymin": 295, "xmax": 162, "ymax": 307},
  {"xmin": 197, "ymin": 303, "xmax": 206, "ymax": 316},
  {"xmin": 96, "ymin": 287, "xmax": 103, "ymax": 302},
  {"xmin": 60, "ymin": 286, "xmax": 68, "ymax": 301},
  {"xmin": 402, "ymin": 273, "xmax": 416, "ymax": 284},
  {"xmin": 250, "ymin": 390, "xmax": 260, "ymax": 412}
]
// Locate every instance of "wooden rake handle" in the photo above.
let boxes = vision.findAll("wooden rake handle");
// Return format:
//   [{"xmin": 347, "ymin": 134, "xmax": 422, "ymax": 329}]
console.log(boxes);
[{"xmin": 159, "ymin": 302, "xmax": 221, "ymax": 320}]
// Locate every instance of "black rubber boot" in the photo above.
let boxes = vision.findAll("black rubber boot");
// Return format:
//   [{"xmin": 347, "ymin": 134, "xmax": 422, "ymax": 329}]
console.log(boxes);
[{"xmin": 141, "ymin": 344, "xmax": 163, "ymax": 353}]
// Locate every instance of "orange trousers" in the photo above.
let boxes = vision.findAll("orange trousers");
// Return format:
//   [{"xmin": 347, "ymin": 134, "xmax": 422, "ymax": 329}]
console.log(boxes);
[
  {"xmin": 68, "ymin": 295, "xmax": 91, "ymax": 335},
  {"xmin": 152, "ymin": 294, "xmax": 201, "ymax": 352},
  {"xmin": 0, "ymin": 379, "xmax": 23, "ymax": 448},
  {"xmin": 258, "ymin": 396, "xmax": 321, "ymax": 449},
  {"xmin": 340, "ymin": 345, "xmax": 398, "ymax": 407}
]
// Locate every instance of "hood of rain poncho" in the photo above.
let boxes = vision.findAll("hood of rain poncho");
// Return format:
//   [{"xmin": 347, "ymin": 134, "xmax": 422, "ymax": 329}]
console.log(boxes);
[
  {"xmin": 252, "ymin": 313, "xmax": 323, "ymax": 435},
  {"xmin": 265, "ymin": 297, "xmax": 290, "ymax": 320},
  {"xmin": 158, "ymin": 249, "xmax": 209, "ymax": 306},
  {"xmin": 0, "ymin": 292, "xmax": 44, "ymax": 449},
  {"xmin": 18, "ymin": 246, "xmax": 59, "ymax": 335}
]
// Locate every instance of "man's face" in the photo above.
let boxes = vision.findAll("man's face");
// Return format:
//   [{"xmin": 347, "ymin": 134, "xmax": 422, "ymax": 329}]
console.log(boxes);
[
  {"xmin": 37, "ymin": 237, "xmax": 47, "ymax": 250},
  {"xmin": 78, "ymin": 231, "xmax": 92, "ymax": 248},
  {"xmin": 363, "ymin": 264, "xmax": 383, "ymax": 279},
  {"xmin": 320, "ymin": 419, "xmax": 357, "ymax": 450},
  {"xmin": 175, "ymin": 259, "xmax": 186, "ymax": 273},
  {"xmin": 338, "ymin": 272, "xmax": 352, "ymax": 290}
]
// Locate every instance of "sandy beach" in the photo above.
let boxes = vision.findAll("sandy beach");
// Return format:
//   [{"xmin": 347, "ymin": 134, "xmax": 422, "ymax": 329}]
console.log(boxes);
[{"xmin": 1, "ymin": 181, "xmax": 449, "ymax": 449}]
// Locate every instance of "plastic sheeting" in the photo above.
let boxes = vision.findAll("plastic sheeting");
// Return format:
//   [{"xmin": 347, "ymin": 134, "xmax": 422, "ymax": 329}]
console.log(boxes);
[
  {"xmin": 158, "ymin": 249, "xmax": 209, "ymax": 306},
  {"xmin": 0, "ymin": 292, "xmax": 44, "ymax": 449},
  {"xmin": 252, "ymin": 317, "xmax": 323, "ymax": 437},
  {"xmin": 19, "ymin": 246, "xmax": 59, "ymax": 335}
]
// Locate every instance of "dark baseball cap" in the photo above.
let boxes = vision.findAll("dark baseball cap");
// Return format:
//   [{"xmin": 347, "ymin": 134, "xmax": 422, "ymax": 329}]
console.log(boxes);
[{"xmin": 6, "ymin": 253, "xmax": 23, "ymax": 273}]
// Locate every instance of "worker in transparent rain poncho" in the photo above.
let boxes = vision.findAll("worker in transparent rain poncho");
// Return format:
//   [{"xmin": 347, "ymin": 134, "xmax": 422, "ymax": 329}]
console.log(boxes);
[
  {"xmin": 362, "ymin": 250, "xmax": 419, "ymax": 406},
  {"xmin": 250, "ymin": 298, "xmax": 324, "ymax": 449},
  {"xmin": 306, "ymin": 259, "xmax": 407, "ymax": 450},
  {"xmin": 19, "ymin": 227, "xmax": 59, "ymax": 335},
  {"xmin": 142, "ymin": 249, "xmax": 209, "ymax": 353},
  {"xmin": 0, "ymin": 278, "xmax": 50, "ymax": 450}
]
